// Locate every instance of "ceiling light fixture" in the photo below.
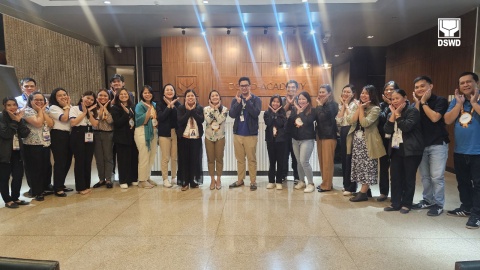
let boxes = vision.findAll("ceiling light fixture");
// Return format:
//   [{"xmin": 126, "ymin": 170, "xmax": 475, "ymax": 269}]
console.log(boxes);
[
  {"xmin": 310, "ymin": 29, "xmax": 315, "ymax": 35},
  {"xmin": 367, "ymin": 35, "xmax": 374, "ymax": 38},
  {"xmin": 348, "ymin": 46, "xmax": 354, "ymax": 49},
  {"xmin": 302, "ymin": 0, "xmax": 308, "ymax": 2},
  {"xmin": 201, "ymin": 31, "xmax": 206, "ymax": 36},
  {"xmin": 104, "ymin": 0, "xmax": 111, "ymax": 4},
  {"xmin": 334, "ymin": 54, "xmax": 339, "ymax": 57},
  {"xmin": 279, "ymin": 61, "xmax": 291, "ymax": 69},
  {"xmin": 278, "ymin": 30, "xmax": 283, "ymax": 36},
  {"xmin": 181, "ymin": 28, "xmax": 186, "ymax": 35},
  {"xmin": 321, "ymin": 63, "xmax": 332, "ymax": 69},
  {"xmin": 203, "ymin": 0, "xmax": 209, "ymax": 3},
  {"xmin": 227, "ymin": 28, "xmax": 231, "ymax": 35},
  {"xmin": 301, "ymin": 62, "xmax": 310, "ymax": 69}
]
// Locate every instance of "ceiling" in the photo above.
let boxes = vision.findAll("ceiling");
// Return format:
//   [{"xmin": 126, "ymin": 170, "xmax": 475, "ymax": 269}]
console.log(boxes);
[{"xmin": 1, "ymin": 0, "xmax": 479, "ymax": 64}]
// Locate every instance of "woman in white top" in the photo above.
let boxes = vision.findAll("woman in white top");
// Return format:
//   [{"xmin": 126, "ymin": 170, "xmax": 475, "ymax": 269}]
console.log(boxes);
[
  {"xmin": 48, "ymin": 87, "xmax": 73, "ymax": 197},
  {"xmin": 22, "ymin": 91, "xmax": 54, "ymax": 201},
  {"xmin": 69, "ymin": 91, "xmax": 98, "ymax": 195}
]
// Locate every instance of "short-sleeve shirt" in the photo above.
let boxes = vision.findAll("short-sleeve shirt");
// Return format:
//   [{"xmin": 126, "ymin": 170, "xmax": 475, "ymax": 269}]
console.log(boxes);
[
  {"xmin": 447, "ymin": 98, "xmax": 480, "ymax": 154},
  {"xmin": 49, "ymin": 105, "xmax": 71, "ymax": 131},
  {"xmin": 419, "ymin": 94, "xmax": 450, "ymax": 147},
  {"xmin": 15, "ymin": 94, "xmax": 28, "ymax": 109},
  {"xmin": 22, "ymin": 107, "xmax": 51, "ymax": 146},
  {"xmin": 69, "ymin": 105, "xmax": 91, "ymax": 127}
]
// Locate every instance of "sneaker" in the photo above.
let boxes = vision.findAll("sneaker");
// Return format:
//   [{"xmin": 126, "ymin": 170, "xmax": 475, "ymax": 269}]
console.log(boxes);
[
  {"xmin": 412, "ymin": 200, "xmax": 434, "ymax": 209},
  {"xmin": 147, "ymin": 179, "xmax": 158, "ymax": 186},
  {"xmin": 120, "ymin": 183, "xmax": 128, "ymax": 189},
  {"xmin": 163, "ymin": 179, "xmax": 172, "ymax": 188},
  {"xmin": 427, "ymin": 205, "xmax": 443, "ymax": 216},
  {"xmin": 276, "ymin": 184, "xmax": 283, "ymax": 190},
  {"xmin": 131, "ymin": 181, "xmax": 139, "ymax": 186},
  {"xmin": 139, "ymin": 181, "xmax": 154, "ymax": 189},
  {"xmin": 466, "ymin": 216, "xmax": 480, "ymax": 229},
  {"xmin": 266, "ymin": 183, "xmax": 276, "ymax": 189},
  {"xmin": 294, "ymin": 181, "xmax": 306, "ymax": 190},
  {"xmin": 171, "ymin": 178, "xmax": 177, "ymax": 185},
  {"xmin": 447, "ymin": 208, "xmax": 471, "ymax": 217},
  {"xmin": 304, "ymin": 184, "xmax": 315, "ymax": 193}
]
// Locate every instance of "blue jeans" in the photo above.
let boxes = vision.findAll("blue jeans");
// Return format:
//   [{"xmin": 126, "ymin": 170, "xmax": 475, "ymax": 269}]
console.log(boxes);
[
  {"xmin": 418, "ymin": 143, "xmax": 448, "ymax": 207},
  {"xmin": 292, "ymin": 139, "xmax": 314, "ymax": 185}
]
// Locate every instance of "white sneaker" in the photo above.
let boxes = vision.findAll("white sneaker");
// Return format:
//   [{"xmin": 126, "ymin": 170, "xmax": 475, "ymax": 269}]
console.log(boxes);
[
  {"xmin": 163, "ymin": 179, "xmax": 173, "ymax": 188},
  {"xmin": 276, "ymin": 184, "xmax": 283, "ymax": 190},
  {"xmin": 343, "ymin": 191, "xmax": 352, "ymax": 196},
  {"xmin": 171, "ymin": 178, "xmax": 177, "ymax": 185},
  {"xmin": 266, "ymin": 183, "xmax": 276, "ymax": 189},
  {"xmin": 147, "ymin": 179, "xmax": 158, "ymax": 186},
  {"xmin": 131, "ymin": 181, "xmax": 139, "ymax": 186},
  {"xmin": 139, "ymin": 181, "xmax": 154, "ymax": 189},
  {"xmin": 294, "ymin": 181, "xmax": 306, "ymax": 190},
  {"xmin": 120, "ymin": 183, "xmax": 128, "ymax": 189},
  {"xmin": 304, "ymin": 184, "xmax": 315, "ymax": 193}
]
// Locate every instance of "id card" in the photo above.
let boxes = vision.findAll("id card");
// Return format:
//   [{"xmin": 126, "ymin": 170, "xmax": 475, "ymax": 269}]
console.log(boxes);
[
  {"xmin": 240, "ymin": 115, "xmax": 244, "ymax": 122},
  {"xmin": 85, "ymin": 132, "xmax": 94, "ymax": 143},
  {"xmin": 273, "ymin": 126, "xmax": 278, "ymax": 137},
  {"xmin": 13, "ymin": 134, "xmax": 20, "ymax": 150},
  {"xmin": 355, "ymin": 130, "xmax": 363, "ymax": 139},
  {"xmin": 129, "ymin": 119, "xmax": 134, "ymax": 129},
  {"xmin": 43, "ymin": 131, "xmax": 51, "ymax": 142}
]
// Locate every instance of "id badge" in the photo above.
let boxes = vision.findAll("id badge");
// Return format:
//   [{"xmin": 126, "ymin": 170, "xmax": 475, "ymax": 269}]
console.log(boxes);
[
  {"xmin": 355, "ymin": 130, "xmax": 363, "ymax": 139},
  {"xmin": 129, "ymin": 119, "xmax": 134, "ymax": 129},
  {"xmin": 211, "ymin": 121, "xmax": 220, "ymax": 130},
  {"xmin": 43, "ymin": 131, "xmax": 51, "ymax": 142},
  {"xmin": 13, "ymin": 134, "xmax": 20, "ymax": 150},
  {"xmin": 273, "ymin": 126, "xmax": 278, "ymax": 137},
  {"xmin": 152, "ymin": 119, "xmax": 158, "ymax": 127},
  {"xmin": 189, "ymin": 129, "xmax": 198, "ymax": 138},
  {"xmin": 240, "ymin": 115, "xmax": 245, "ymax": 122},
  {"xmin": 392, "ymin": 136, "xmax": 400, "ymax": 149},
  {"xmin": 85, "ymin": 132, "xmax": 94, "ymax": 143}
]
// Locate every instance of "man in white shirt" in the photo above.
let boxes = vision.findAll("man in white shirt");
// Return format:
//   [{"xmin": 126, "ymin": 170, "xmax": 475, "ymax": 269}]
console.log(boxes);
[{"xmin": 15, "ymin": 78, "xmax": 37, "ymax": 109}]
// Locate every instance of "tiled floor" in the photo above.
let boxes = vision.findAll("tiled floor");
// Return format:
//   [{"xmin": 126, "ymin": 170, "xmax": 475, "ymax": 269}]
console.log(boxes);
[{"xmin": 1, "ymin": 168, "xmax": 479, "ymax": 269}]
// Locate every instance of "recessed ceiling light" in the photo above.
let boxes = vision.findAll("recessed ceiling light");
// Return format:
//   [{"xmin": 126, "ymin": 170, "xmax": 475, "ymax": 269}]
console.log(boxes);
[
  {"xmin": 203, "ymin": 0, "xmax": 209, "ymax": 3},
  {"xmin": 201, "ymin": 31, "xmax": 206, "ymax": 36},
  {"xmin": 310, "ymin": 29, "xmax": 315, "ymax": 35},
  {"xmin": 367, "ymin": 35, "xmax": 374, "ymax": 39},
  {"xmin": 302, "ymin": 0, "xmax": 308, "ymax": 2},
  {"xmin": 104, "ymin": 1, "xmax": 111, "ymax": 4},
  {"xmin": 348, "ymin": 46, "xmax": 354, "ymax": 49},
  {"xmin": 334, "ymin": 54, "xmax": 339, "ymax": 57}
]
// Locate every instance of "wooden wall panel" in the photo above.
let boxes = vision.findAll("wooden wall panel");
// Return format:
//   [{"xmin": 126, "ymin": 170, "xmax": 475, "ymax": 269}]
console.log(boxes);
[
  {"xmin": 385, "ymin": 9, "xmax": 477, "ymax": 171},
  {"xmin": 162, "ymin": 35, "xmax": 331, "ymax": 111},
  {"xmin": 3, "ymin": 16, "xmax": 104, "ymax": 103}
]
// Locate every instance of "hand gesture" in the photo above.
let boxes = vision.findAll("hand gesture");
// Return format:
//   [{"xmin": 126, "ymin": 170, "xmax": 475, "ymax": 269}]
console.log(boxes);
[
  {"xmin": 395, "ymin": 102, "xmax": 406, "ymax": 114},
  {"xmin": 268, "ymin": 105, "xmax": 280, "ymax": 114},
  {"xmin": 120, "ymin": 103, "xmax": 129, "ymax": 114},
  {"xmin": 7, "ymin": 110, "xmax": 24, "ymax": 122},
  {"xmin": 294, "ymin": 102, "xmax": 305, "ymax": 114},
  {"xmin": 382, "ymin": 94, "xmax": 391, "ymax": 105},
  {"xmin": 454, "ymin": 89, "xmax": 465, "ymax": 105},
  {"xmin": 388, "ymin": 104, "xmax": 396, "ymax": 113},
  {"xmin": 344, "ymin": 93, "xmax": 353, "ymax": 106},
  {"xmin": 286, "ymin": 95, "xmax": 294, "ymax": 105},
  {"xmin": 421, "ymin": 89, "xmax": 432, "ymax": 104},
  {"xmin": 235, "ymin": 91, "xmax": 242, "ymax": 104},
  {"xmin": 360, "ymin": 101, "xmax": 370, "ymax": 109},
  {"xmin": 470, "ymin": 89, "xmax": 479, "ymax": 103},
  {"xmin": 87, "ymin": 104, "xmax": 97, "ymax": 112},
  {"xmin": 245, "ymin": 93, "xmax": 251, "ymax": 101},
  {"xmin": 412, "ymin": 93, "xmax": 419, "ymax": 104}
]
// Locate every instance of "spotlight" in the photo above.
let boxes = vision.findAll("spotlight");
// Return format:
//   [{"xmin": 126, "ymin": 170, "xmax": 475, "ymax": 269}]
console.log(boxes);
[
  {"xmin": 264, "ymin": 27, "xmax": 268, "ymax": 35},
  {"xmin": 279, "ymin": 61, "xmax": 290, "ymax": 69},
  {"xmin": 114, "ymin": 44, "xmax": 122, "ymax": 53},
  {"xmin": 243, "ymin": 30, "xmax": 248, "ymax": 36},
  {"xmin": 348, "ymin": 46, "xmax": 354, "ymax": 50},
  {"xmin": 227, "ymin": 28, "xmax": 231, "ymax": 35},
  {"xmin": 203, "ymin": 0, "xmax": 208, "ymax": 3},
  {"xmin": 104, "ymin": 1, "xmax": 111, "ymax": 4},
  {"xmin": 321, "ymin": 63, "xmax": 332, "ymax": 69},
  {"xmin": 310, "ymin": 29, "xmax": 315, "ymax": 35},
  {"xmin": 181, "ymin": 28, "xmax": 185, "ymax": 35},
  {"xmin": 278, "ymin": 30, "xmax": 283, "ymax": 36},
  {"xmin": 301, "ymin": 63, "xmax": 310, "ymax": 69}
]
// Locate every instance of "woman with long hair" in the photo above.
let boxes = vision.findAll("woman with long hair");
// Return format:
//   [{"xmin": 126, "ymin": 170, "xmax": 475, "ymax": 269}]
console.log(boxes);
[
  {"xmin": 48, "ymin": 87, "xmax": 74, "ymax": 197},
  {"xmin": 288, "ymin": 91, "xmax": 317, "ymax": 193},
  {"xmin": 315, "ymin": 84, "xmax": 339, "ymax": 192},
  {"xmin": 157, "ymin": 84, "xmax": 180, "ymax": 188},
  {"xmin": 92, "ymin": 89, "xmax": 115, "ymax": 189},
  {"xmin": 348, "ymin": 85, "xmax": 386, "ymax": 202},
  {"xmin": 336, "ymin": 84, "xmax": 357, "ymax": 195},
  {"xmin": 0, "ymin": 97, "xmax": 30, "ymax": 208},
  {"xmin": 177, "ymin": 89, "xmax": 204, "ymax": 191},
  {"xmin": 134, "ymin": 85, "xmax": 158, "ymax": 189},
  {"xmin": 204, "ymin": 90, "xmax": 228, "ymax": 190},
  {"xmin": 264, "ymin": 94, "xmax": 287, "ymax": 190},
  {"xmin": 110, "ymin": 88, "xmax": 138, "ymax": 189},
  {"xmin": 384, "ymin": 89, "xmax": 424, "ymax": 214},
  {"xmin": 22, "ymin": 91, "xmax": 54, "ymax": 201},
  {"xmin": 69, "ymin": 91, "xmax": 98, "ymax": 195}
]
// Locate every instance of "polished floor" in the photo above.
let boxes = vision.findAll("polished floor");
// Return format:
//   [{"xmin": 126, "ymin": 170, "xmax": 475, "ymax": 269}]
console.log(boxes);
[{"xmin": 0, "ymin": 167, "xmax": 479, "ymax": 270}]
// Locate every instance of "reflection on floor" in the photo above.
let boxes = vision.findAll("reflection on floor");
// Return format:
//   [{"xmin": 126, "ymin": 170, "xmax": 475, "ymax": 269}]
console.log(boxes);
[{"xmin": 0, "ymin": 170, "xmax": 479, "ymax": 270}]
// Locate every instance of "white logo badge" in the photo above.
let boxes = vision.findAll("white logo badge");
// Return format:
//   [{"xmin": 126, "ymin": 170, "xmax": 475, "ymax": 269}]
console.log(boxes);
[{"xmin": 438, "ymin": 18, "xmax": 461, "ymax": 47}]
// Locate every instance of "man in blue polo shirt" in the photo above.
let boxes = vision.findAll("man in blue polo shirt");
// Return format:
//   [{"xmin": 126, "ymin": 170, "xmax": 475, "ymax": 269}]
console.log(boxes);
[
  {"xmin": 15, "ymin": 77, "xmax": 37, "ymax": 109},
  {"xmin": 228, "ymin": 77, "xmax": 262, "ymax": 191},
  {"xmin": 444, "ymin": 71, "xmax": 480, "ymax": 229}
]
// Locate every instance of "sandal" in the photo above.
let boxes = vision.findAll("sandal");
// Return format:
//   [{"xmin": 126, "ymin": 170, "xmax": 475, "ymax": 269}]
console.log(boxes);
[{"xmin": 5, "ymin": 202, "xmax": 19, "ymax": 209}]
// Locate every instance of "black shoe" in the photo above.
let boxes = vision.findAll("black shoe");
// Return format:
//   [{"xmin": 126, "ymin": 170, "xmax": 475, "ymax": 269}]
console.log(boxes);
[
  {"xmin": 63, "ymin": 187, "xmax": 74, "ymax": 192},
  {"xmin": 35, "ymin": 195, "xmax": 45, "ymax": 201},
  {"xmin": 42, "ymin": 190, "xmax": 54, "ymax": 196},
  {"xmin": 5, "ymin": 202, "xmax": 19, "ymax": 209},
  {"xmin": 92, "ymin": 181, "xmax": 106, "ymax": 188},
  {"xmin": 106, "ymin": 182, "xmax": 113, "ymax": 189},
  {"xmin": 400, "ymin": 207, "xmax": 410, "ymax": 214},
  {"xmin": 466, "ymin": 216, "xmax": 480, "ymax": 229},
  {"xmin": 190, "ymin": 183, "xmax": 199, "ymax": 189},
  {"xmin": 23, "ymin": 190, "xmax": 33, "ymax": 198},
  {"xmin": 44, "ymin": 184, "xmax": 54, "ymax": 191},
  {"xmin": 55, "ymin": 191, "xmax": 67, "ymax": 197},
  {"xmin": 350, "ymin": 192, "xmax": 368, "ymax": 202},
  {"xmin": 14, "ymin": 200, "xmax": 30, "ymax": 206},
  {"xmin": 318, "ymin": 189, "xmax": 332, "ymax": 192},
  {"xmin": 384, "ymin": 206, "xmax": 400, "ymax": 211},
  {"xmin": 229, "ymin": 181, "xmax": 245, "ymax": 188},
  {"xmin": 250, "ymin": 184, "xmax": 257, "ymax": 191},
  {"xmin": 412, "ymin": 200, "xmax": 434, "ymax": 209},
  {"xmin": 377, "ymin": 195, "xmax": 388, "ymax": 202},
  {"xmin": 427, "ymin": 205, "xmax": 443, "ymax": 216},
  {"xmin": 447, "ymin": 208, "xmax": 471, "ymax": 217},
  {"xmin": 367, "ymin": 189, "xmax": 372, "ymax": 198}
]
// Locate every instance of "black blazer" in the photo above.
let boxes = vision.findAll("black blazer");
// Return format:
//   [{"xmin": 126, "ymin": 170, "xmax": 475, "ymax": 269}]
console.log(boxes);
[
  {"xmin": 287, "ymin": 107, "xmax": 317, "ymax": 141},
  {"xmin": 264, "ymin": 108, "xmax": 287, "ymax": 142},
  {"xmin": 110, "ymin": 104, "xmax": 135, "ymax": 146},
  {"xmin": 176, "ymin": 104, "xmax": 205, "ymax": 138},
  {"xmin": 384, "ymin": 106, "xmax": 424, "ymax": 157},
  {"xmin": 156, "ymin": 100, "xmax": 181, "ymax": 137},
  {"xmin": 315, "ymin": 101, "xmax": 338, "ymax": 139},
  {"xmin": 0, "ymin": 112, "xmax": 30, "ymax": 163}
]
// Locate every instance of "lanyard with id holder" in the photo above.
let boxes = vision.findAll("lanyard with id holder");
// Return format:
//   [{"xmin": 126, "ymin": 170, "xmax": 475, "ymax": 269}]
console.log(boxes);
[
  {"xmin": 240, "ymin": 100, "xmax": 246, "ymax": 122},
  {"xmin": 13, "ymin": 134, "xmax": 20, "ymax": 150},
  {"xmin": 84, "ymin": 117, "xmax": 93, "ymax": 143},
  {"xmin": 42, "ymin": 122, "xmax": 51, "ymax": 142}
]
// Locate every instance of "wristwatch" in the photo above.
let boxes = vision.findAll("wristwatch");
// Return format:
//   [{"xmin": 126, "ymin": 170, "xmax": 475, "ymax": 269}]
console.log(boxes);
[{"xmin": 421, "ymin": 102, "xmax": 428, "ymax": 106}]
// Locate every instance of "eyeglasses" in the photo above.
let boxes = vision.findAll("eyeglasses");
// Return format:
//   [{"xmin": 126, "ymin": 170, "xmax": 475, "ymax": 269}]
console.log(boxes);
[{"xmin": 239, "ymin": 84, "xmax": 250, "ymax": 88}]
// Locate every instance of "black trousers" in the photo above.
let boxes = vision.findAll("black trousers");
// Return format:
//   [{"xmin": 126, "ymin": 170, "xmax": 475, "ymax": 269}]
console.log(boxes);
[
  {"xmin": 177, "ymin": 137, "xmax": 203, "ymax": 187},
  {"xmin": 390, "ymin": 150, "xmax": 422, "ymax": 209},
  {"xmin": 339, "ymin": 126, "xmax": 356, "ymax": 192},
  {"xmin": 23, "ymin": 145, "xmax": 52, "ymax": 196},
  {"xmin": 454, "ymin": 153, "xmax": 480, "ymax": 216},
  {"xmin": 70, "ymin": 126, "xmax": 95, "ymax": 191},
  {"xmin": 0, "ymin": 151, "xmax": 24, "ymax": 203},
  {"xmin": 282, "ymin": 135, "xmax": 299, "ymax": 180},
  {"xmin": 116, "ymin": 143, "xmax": 138, "ymax": 185},
  {"xmin": 267, "ymin": 141, "xmax": 287, "ymax": 184},
  {"xmin": 378, "ymin": 138, "xmax": 390, "ymax": 196},
  {"xmin": 50, "ymin": 129, "xmax": 72, "ymax": 192}
]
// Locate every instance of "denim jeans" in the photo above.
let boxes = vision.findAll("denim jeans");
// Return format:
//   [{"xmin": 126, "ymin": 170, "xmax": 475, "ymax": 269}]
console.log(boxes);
[
  {"xmin": 418, "ymin": 143, "xmax": 448, "ymax": 207},
  {"xmin": 292, "ymin": 139, "xmax": 314, "ymax": 185}
]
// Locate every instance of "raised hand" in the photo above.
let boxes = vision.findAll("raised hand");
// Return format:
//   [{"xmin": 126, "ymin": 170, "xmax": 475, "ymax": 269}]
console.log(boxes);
[
  {"xmin": 412, "ymin": 93, "xmax": 419, "ymax": 104},
  {"xmin": 382, "ymin": 94, "xmax": 391, "ymax": 105},
  {"xmin": 395, "ymin": 102, "xmax": 406, "ymax": 114},
  {"xmin": 421, "ymin": 89, "xmax": 432, "ymax": 103},
  {"xmin": 470, "ymin": 89, "xmax": 479, "ymax": 103},
  {"xmin": 87, "ymin": 104, "xmax": 97, "ymax": 112},
  {"xmin": 245, "ymin": 93, "xmax": 251, "ymax": 101},
  {"xmin": 235, "ymin": 91, "xmax": 241, "ymax": 104},
  {"xmin": 268, "ymin": 105, "xmax": 280, "ymax": 113},
  {"xmin": 388, "ymin": 104, "xmax": 396, "ymax": 113},
  {"xmin": 360, "ymin": 101, "xmax": 370, "ymax": 109},
  {"xmin": 7, "ymin": 110, "xmax": 24, "ymax": 122},
  {"xmin": 286, "ymin": 95, "xmax": 294, "ymax": 105},
  {"xmin": 120, "ymin": 103, "xmax": 129, "ymax": 113},
  {"xmin": 454, "ymin": 89, "xmax": 465, "ymax": 105}
]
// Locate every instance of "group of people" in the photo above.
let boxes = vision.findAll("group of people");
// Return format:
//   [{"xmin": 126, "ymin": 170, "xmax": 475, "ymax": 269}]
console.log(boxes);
[{"xmin": 0, "ymin": 73, "xmax": 479, "ymax": 230}]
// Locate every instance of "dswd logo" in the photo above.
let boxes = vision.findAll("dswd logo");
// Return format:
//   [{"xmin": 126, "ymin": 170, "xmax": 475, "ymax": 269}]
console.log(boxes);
[{"xmin": 438, "ymin": 18, "xmax": 461, "ymax": 47}]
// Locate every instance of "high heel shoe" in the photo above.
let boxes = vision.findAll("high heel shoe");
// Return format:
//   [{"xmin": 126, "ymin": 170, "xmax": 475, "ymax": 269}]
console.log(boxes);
[
  {"xmin": 210, "ymin": 179, "xmax": 216, "ymax": 190},
  {"xmin": 181, "ymin": 185, "xmax": 189, "ymax": 191},
  {"xmin": 216, "ymin": 179, "xmax": 222, "ymax": 190}
]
